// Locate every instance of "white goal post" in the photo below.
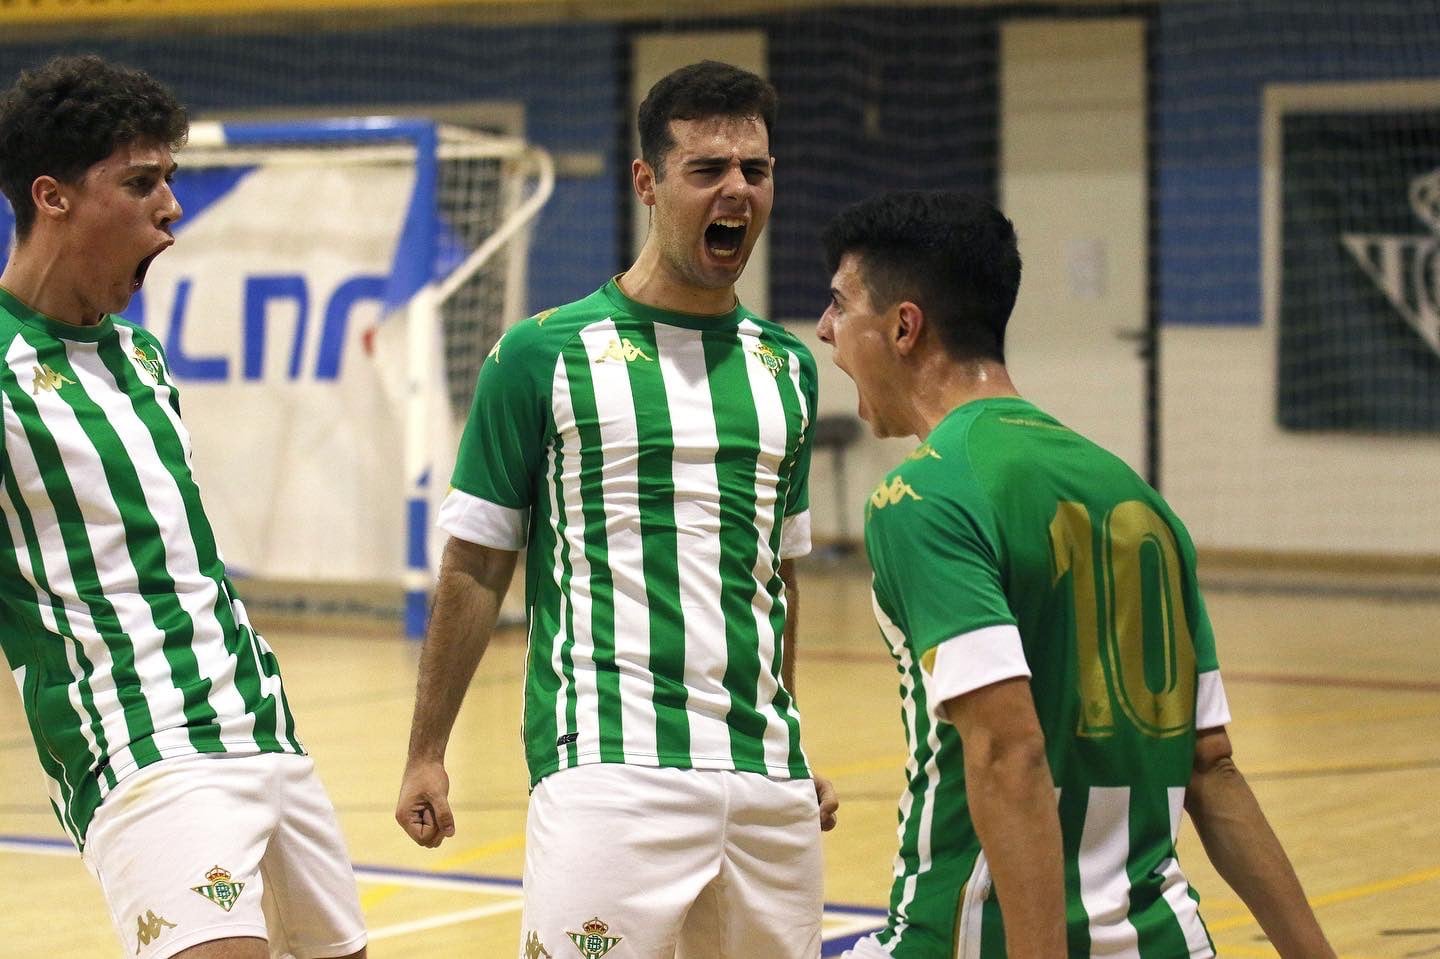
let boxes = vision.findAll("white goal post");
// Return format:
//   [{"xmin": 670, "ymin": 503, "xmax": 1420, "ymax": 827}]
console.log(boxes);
[{"xmin": 145, "ymin": 117, "xmax": 553, "ymax": 635}]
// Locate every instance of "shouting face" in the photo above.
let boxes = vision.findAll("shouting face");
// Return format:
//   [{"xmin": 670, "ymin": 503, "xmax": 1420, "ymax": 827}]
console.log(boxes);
[{"xmin": 636, "ymin": 114, "xmax": 774, "ymax": 298}]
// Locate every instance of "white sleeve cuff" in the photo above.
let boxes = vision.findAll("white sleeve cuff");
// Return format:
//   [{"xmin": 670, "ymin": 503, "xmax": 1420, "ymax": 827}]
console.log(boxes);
[
  {"xmin": 436, "ymin": 487, "xmax": 528, "ymax": 550},
  {"xmin": 779, "ymin": 509, "xmax": 812, "ymax": 559},
  {"xmin": 1196, "ymin": 669, "xmax": 1231, "ymax": 730},
  {"xmin": 921, "ymin": 624, "xmax": 1030, "ymax": 726}
]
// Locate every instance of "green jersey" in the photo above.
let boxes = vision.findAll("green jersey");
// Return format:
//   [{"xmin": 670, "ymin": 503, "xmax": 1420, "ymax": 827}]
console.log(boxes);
[
  {"xmin": 440, "ymin": 280, "xmax": 816, "ymax": 786},
  {"xmin": 865, "ymin": 397, "xmax": 1226, "ymax": 958},
  {"xmin": 0, "ymin": 289, "xmax": 303, "ymax": 850}
]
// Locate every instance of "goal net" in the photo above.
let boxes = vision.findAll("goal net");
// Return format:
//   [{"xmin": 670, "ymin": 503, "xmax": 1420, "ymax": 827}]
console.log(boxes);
[{"xmin": 119, "ymin": 118, "xmax": 551, "ymax": 633}]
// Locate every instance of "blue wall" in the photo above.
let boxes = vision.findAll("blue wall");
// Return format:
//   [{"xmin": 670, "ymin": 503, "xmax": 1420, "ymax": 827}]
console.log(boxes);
[
  {"xmin": 4, "ymin": 2, "xmax": 1439, "ymax": 326},
  {"xmin": 1156, "ymin": 1, "xmax": 1440, "ymax": 325},
  {"xmin": 0, "ymin": 23, "xmax": 623, "ymax": 313}
]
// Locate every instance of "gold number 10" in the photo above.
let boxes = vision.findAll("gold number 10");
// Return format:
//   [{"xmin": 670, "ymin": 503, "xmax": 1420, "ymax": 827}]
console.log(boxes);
[{"xmin": 1049, "ymin": 500, "xmax": 1196, "ymax": 739}]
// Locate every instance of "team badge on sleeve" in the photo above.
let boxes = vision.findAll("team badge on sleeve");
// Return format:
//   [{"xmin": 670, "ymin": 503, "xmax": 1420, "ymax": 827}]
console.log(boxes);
[
  {"xmin": 191, "ymin": 865, "xmax": 246, "ymax": 912},
  {"xmin": 566, "ymin": 916, "xmax": 622, "ymax": 958}
]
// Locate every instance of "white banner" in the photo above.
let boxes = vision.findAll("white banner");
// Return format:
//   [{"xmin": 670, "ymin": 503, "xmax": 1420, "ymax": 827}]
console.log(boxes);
[{"xmin": 131, "ymin": 157, "xmax": 451, "ymax": 583}]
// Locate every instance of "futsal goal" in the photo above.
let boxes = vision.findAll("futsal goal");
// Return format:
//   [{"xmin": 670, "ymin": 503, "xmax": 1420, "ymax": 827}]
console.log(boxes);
[{"xmin": 133, "ymin": 118, "xmax": 553, "ymax": 635}]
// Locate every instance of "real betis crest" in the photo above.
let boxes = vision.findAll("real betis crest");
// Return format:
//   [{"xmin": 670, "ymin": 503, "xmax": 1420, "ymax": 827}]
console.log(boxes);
[
  {"xmin": 133, "ymin": 345, "xmax": 163, "ymax": 382},
  {"xmin": 565, "ymin": 916, "xmax": 622, "ymax": 959},
  {"xmin": 751, "ymin": 342, "xmax": 787, "ymax": 377},
  {"xmin": 192, "ymin": 865, "xmax": 246, "ymax": 912}
]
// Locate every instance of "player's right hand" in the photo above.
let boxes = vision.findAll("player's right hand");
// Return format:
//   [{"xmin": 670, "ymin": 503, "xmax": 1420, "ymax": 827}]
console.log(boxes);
[{"xmin": 396, "ymin": 759, "xmax": 456, "ymax": 848}]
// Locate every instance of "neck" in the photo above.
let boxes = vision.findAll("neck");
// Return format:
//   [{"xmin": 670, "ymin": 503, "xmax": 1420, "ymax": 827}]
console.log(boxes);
[
  {"xmin": 619, "ymin": 242, "xmax": 737, "ymax": 316},
  {"xmin": 904, "ymin": 355, "xmax": 1020, "ymax": 439},
  {"xmin": 0, "ymin": 243, "xmax": 101, "ymax": 327}
]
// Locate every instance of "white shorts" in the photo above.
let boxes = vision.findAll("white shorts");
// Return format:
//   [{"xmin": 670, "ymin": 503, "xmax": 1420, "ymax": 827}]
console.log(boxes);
[
  {"xmin": 520, "ymin": 764, "xmax": 823, "ymax": 959},
  {"xmin": 83, "ymin": 752, "xmax": 367, "ymax": 959}
]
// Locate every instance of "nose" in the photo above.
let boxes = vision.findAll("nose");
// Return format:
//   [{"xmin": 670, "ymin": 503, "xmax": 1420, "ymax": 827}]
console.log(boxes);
[
  {"xmin": 816, "ymin": 307, "xmax": 834, "ymax": 345},
  {"xmin": 720, "ymin": 161, "xmax": 749, "ymax": 200},
  {"xmin": 158, "ymin": 181, "xmax": 183, "ymax": 229}
]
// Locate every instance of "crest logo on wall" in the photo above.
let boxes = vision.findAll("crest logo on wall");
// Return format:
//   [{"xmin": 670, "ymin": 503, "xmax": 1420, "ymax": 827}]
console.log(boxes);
[{"xmin": 1340, "ymin": 167, "xmax": 1440, "ymax": 357}]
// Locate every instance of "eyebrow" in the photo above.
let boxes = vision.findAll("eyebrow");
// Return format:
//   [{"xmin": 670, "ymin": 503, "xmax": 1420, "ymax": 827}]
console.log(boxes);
[
  {"xmin": 683, "ymin": 156, "xmax": 770, "ymax": 168},
  {"xmin": 123, "ymin": 160, "xmax": 179, "ymax": 177}
]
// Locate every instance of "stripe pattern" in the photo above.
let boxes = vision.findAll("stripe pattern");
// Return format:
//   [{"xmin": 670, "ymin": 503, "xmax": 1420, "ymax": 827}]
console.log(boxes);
[
  {"xmin": 534, "ymin": 315, "xmax": 809, "ymax": 780},
  {"xmin": 871, "ymin": 591, "xmax": 1215, "ymax": 958},
  {"xmin": 445, "ymin": 291, "xmax": 815, "ymax": 787},
  {"xmin": 0, "ymin": 301, "xmax": 301, "ymax": 848}
]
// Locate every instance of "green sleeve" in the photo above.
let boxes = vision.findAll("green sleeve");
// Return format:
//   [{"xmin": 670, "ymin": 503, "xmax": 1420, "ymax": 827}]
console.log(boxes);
[
  {"xmin": 786, "ymin": 344, "xmax": 819, "ymax": 518},
  {"xmin": 865, "ymin": 466, "xmax": 1016, "ymax": 658},
  {"xmin": 450, "ymin": 319, "xmax": 554, "ymax": 509}
]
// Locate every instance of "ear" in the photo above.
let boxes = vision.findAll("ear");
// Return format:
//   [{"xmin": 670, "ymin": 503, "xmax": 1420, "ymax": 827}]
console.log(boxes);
[
  {"xmin": 632, "ymin": 158, "xmax": 657, "ymax": 207},
  {"xmin": 30, "ymin": 175, "xmax": 69, "ymax": 224},
  {"xmin": 893, "ymin": 301, "xmax": 926, "ymax": 357}
]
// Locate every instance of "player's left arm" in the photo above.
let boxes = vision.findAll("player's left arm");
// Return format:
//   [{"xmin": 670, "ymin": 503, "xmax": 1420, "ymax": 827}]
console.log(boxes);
[
  {"xmin": 780, "ymin": 557, "xmax": 799, "ymax": 695},
  {"xmin": 1185, "ymin": 726, "xmax": 1337, "ymax": 958},
  {"xmin": 943, "ymin": 678, "xmax": 1066, "ymax": 959}
]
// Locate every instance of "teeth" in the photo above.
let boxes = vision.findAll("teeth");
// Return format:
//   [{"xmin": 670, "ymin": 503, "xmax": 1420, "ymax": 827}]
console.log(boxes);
[{"xmin": 712, "ymin": 217, "xmax": 746, "ymax": 228}]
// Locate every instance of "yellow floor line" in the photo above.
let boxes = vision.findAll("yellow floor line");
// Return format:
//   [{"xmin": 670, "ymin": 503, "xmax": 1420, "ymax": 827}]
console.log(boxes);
[{"xmin": 359, "ymin": 832, "xmax": 526, "ymax": 910}]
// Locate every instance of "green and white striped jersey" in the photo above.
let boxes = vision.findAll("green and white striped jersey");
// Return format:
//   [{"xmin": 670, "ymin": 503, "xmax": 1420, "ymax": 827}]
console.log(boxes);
[
  {"xmin": 0, "ymin": 288, "xmax": 303, "ymax": 850},
  {"xmin": 439, "ymin": 279, "xmax": 816, "ymax": 785},
  {"xmin": 864, "ymin": 397, "xmax": 1227, "ymax": 958}
]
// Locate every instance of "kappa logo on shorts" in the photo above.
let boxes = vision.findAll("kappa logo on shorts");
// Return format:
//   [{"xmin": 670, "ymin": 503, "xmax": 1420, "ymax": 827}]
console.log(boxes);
[
  {"xmin": 134, "ymin": 910, "xmax": 176, "ymax": 953},
  {"xmin": 191, "ymin": 864, "xmax": 246, "ymax": 912},
  {"xmin": 566, "ymin": 916, "xmax": 622, "ymax": 959},
  {"xmin": 524, "ymin": 930, "xmax": 554, "ymax": 958}
]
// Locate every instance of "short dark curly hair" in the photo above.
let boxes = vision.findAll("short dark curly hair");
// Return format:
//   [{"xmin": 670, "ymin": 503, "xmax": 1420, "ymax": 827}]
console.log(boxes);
[
  {"xmin": 823, "ymin": 191, "xmax": 1022, "ymax": 364},
  {"xmin": 0, "ymin": 54, "xmax": 188, "ymax": 241},
  {"xmin": 637, "ymin": 60, "xmax": 777, "ymax": 180}
]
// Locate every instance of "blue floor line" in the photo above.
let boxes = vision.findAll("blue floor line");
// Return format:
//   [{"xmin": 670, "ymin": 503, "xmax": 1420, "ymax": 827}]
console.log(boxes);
[{"xmin": 2, "ymin": 833, "xmax": 887, "ymax": 948}]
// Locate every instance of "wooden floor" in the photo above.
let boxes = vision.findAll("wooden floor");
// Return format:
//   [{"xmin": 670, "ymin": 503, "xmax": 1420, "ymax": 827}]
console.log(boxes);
[{"xmin": 2, "ymin": 557, "xmax": 1437, "ymax": 957}]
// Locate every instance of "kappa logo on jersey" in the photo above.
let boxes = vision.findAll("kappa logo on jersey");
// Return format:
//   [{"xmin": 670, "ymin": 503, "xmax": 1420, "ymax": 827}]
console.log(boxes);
[
  {"xmin": 566, "ymin": 916, "xmax": 622, "ymax": 959},
  {"xmin": 487, "ymin": 338, "xmax": 503, "ymax": 363},
  {"xmin": 906, "ymin": 443, "xmax": 942, "ymax": 461},
  {"xmin": 524, "ymin": 930, "xmax": 554, "ymax": 958},
  {"xmin": 134, "ymin": 911, "xmax": 176, "ymax": 953},
  {"xmin": 533, "ymin": 307, "xmax": 560, "ymax": 326},
  {"xmin": 1341, "ymin": 166, "xmax": 1440, "ymax": 356},
  {"xmin": 31, "ymin": 363, "xmax": 75, "ymax": 394},
  {"xmin": 869, "ymin": 475, "xmax": 923, "ymax": 511},
  {"xmin": 191, "ymin": 864, "xmax": 246, "ymax": 912},
  {"xmin": 594, "ymin": 338, "xmax": 653, "ymax": 364},
  {"xmin": 132, "ymin": 345, "xmax": 164, "ymax": 383},
  {"xmin": 749, "ymin": 342, "xmax": 787, "ymax": 377}
]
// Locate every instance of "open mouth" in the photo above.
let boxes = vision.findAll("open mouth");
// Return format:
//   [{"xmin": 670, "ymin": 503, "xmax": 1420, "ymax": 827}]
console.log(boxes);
[
  {"xmin": 704, "ymin": 217, "xmax": 747, "ymax": 260},
  {"xmin": 132, "ymin": 248, "xmax": 164, "ymax": 292}
]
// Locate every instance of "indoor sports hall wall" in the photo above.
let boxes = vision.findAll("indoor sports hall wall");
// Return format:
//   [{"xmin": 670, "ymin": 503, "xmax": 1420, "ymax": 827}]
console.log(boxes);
[{"xmin": 2, "ymin": 0, "xmax": 1436, "ymax": 563}]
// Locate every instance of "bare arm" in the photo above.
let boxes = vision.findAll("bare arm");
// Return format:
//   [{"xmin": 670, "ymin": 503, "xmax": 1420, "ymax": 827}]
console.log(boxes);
[
  {"xmin": 944, "ymin": 677, "xmax": 1066, "ymax": 959},
  {"xmin": 395, "ymin": 536, "xmax": 518, "ymax": 848},
  {"xmin": 779, "ymin": 556, "xmax": 838, "ymax": 831},
  {"xmin": 1185, "ymin": 727, "xmax": 1336, "ymax": 958},
  {"xmin": 779, "ymin": 557, "xmax": 799, "ymax": 696}
]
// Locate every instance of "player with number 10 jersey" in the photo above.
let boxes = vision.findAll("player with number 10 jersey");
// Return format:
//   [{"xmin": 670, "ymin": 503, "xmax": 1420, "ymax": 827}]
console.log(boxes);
[{"xmin": 864, "ymin": 397, "xmax": 1227, "ymax": 957}]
